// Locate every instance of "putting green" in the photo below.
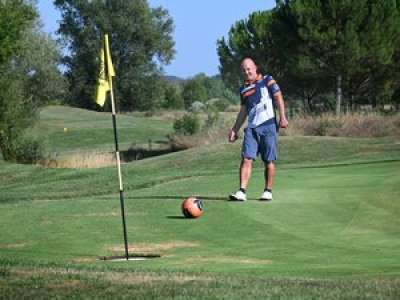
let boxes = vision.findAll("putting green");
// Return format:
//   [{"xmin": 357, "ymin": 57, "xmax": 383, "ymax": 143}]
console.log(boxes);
[{"xmin": 1, "ymin": 160, "xmax": 399, "ymax": 278}]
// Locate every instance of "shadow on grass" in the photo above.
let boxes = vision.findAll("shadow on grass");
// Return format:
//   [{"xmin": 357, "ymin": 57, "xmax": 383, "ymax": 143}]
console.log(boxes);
[
  {"xmin": 121, "ymin": 145, "xmax": 184, "ymax": 162},
  {"xmin": 127, "ymin": 195, "xmax": 229, "ymax": 201},
  {"xmin": 166, "ymin": 216, "xmax": 187, "ymax": 219},
  {"xmin": 127, "ymin": 195, "xmax": 261, "ymax": 202}
]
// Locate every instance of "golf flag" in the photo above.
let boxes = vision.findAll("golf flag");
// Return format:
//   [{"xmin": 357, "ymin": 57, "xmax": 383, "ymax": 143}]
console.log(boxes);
[
  {"xmin": 95, "ymin": 34, "xmax": 115, "ymax": 107},
  {"xmin": 94, "ymin": 33, "xmax": 129, "ymax": 260}
]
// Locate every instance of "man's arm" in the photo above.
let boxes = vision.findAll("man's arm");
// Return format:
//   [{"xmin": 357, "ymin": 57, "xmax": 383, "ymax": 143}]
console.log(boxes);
[
  {"xmin": 273, "ymin": 91, "xmax": 288, "ymax": 128},
  {"xmin": 229, "ymin": 105, "xmax": 247, "ymax": 143}
]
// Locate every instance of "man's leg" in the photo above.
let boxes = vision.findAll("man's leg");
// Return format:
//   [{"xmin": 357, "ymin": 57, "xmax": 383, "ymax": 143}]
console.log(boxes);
[
  {"xmin": 230, "ymin": 128, "xmax": 257, "ymax": 201},
  {"xmin": 240, "ymin": 158, "xmax": 253, "ymax": 190},
  {"xmin": 259, "ymin": 123, "xmax": 278, "ymax": 201},
  {"xmin": 259, "ymin": 161, "xmax": 275, "ymax": 201},
  {"xmin": 264, "ymin": 161, "xmax": 275, "ymax": 190},
  {"xmin": 229, "ymin": 158, "xmax": 253, "ymax": 201}
]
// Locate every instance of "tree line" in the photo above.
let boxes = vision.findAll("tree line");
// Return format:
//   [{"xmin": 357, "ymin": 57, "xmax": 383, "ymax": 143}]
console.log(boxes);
[
  {"xmin": 0, "ymin": 0, "xmax": 236, "ymax": 163},
  {"xmin": 217, "ymin": 0, "xmax": 400, "ymax": 114},
  {"xmin": 2, "ymin": 0, "xmax": 400, "ymax": 163},
  {"xmin": 54, "ymin": 0, "xmax": 236, "ymax": 112}
]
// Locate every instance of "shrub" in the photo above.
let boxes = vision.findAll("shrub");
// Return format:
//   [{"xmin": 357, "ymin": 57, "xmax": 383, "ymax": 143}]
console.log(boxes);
[
  {"xmin": 168, "ymin": 120, "xmax": 231, "ymax": 150},
  {"xmin": 204, "ymin": 107, "xmax": 220, "ymax": 129},
  {"xmin": 206, "ymin": 98, "xmax": 230, "ymax": 112},
  {"xmin": 173, "ymin": 114, "xmax": 201, "ymax": 136},
  {"xmin": 18, "ymin": 138, "xmax": 44, "ymax": 164},
  {"xmin": 284, "ymin": 113, "xmax": 400, "ymax": 137},
  {"xmin": 162, "ymin": 84, "xmax": 184, "ymax": 109},
  {"xmin": 304, "ymin": 116, "xmax": 340, "ymax": 136},
  {"xmin": 0, "ymin": 135, "xmax": 43, "ymax": 164},
  {"xmin": 189, "ymin": 101, "xmax": 205, "ymax": 113}
]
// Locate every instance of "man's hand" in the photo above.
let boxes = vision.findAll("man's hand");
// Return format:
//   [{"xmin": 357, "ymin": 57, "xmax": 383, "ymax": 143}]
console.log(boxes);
[
  {"xmin": 228, "ymin": 129, "xmax": 239, "ymax": 143},
  {"xmin": 279, "ymin": 116, "xmax": 289, "ymax": 129}
]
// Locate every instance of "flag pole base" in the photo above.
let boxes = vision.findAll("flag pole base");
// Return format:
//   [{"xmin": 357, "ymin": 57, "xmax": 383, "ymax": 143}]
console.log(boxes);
[{"xmin": 98, "ymin": 254, "xmax": 161, "ymax": 262}]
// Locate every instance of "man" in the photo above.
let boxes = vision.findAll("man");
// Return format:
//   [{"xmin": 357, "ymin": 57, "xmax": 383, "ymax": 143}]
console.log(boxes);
[{"xmin": 229, "ymin": 57, "xmax": 288, "ymax": 201}]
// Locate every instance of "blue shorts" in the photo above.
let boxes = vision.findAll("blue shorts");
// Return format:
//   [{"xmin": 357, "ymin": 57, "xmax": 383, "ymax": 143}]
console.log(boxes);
[{"xmin": 241, "ymin": 122, "xmax": 278, "ymax": 162}]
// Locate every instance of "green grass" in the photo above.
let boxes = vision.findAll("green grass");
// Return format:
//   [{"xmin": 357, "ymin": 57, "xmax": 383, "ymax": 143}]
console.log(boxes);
[
  {"xmin": 28, "ymin": 106, "xmax": 173, "ymax": 153},
  {"xmin": 1, "ymin": 106, "xmax": 400, "ymax": 298},
  {"xmin": 1, "ymin": 266, "xmax": 399, "ymax": 299}
]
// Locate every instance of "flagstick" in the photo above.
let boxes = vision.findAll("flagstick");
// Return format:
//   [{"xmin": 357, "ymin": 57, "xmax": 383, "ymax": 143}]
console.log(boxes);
[{"xmin": 109, "ymin": 78, "xmax": 129, "ymax": 261}]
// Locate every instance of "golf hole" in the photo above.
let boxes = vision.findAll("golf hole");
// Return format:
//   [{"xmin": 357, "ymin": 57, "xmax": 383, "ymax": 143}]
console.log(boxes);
[{"xmin": 99, "ymin": 254, "xmax": 161, "ymax": 262}]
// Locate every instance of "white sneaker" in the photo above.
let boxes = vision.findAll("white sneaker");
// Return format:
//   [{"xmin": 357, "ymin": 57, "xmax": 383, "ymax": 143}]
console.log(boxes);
[
  {"xmin": 259, "ymin": 190, "xmax": 273, "ymax": 201},
  {"xmin": 229, "ymin": 190, "xmax": 247, "ymax": 201}
]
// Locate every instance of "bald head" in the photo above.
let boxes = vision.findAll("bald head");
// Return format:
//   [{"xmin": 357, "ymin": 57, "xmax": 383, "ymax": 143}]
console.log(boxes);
[{"xmin": 241, "ymin": 58, "xmax": 258, "ymax": 82}]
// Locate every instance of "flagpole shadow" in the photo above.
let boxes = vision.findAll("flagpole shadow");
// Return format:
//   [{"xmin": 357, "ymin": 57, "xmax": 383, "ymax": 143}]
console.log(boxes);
[
  {"xmin": 166, "ymin": 216, "xmax": 187, "ymax": 219},
  {"xmin": 127, "ymin": 195, "xmax": 229, "ymax": 201}
]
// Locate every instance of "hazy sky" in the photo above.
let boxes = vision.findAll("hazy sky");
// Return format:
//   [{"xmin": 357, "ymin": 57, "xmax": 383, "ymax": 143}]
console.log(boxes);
[{"xmin": 37, "ymin": 0, "xmax": 275, "ymax": 78}]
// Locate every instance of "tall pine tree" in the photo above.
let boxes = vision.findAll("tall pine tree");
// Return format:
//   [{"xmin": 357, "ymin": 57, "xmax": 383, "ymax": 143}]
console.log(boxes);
[
  {"xmin": 277, "ymin": 0, "xmax": 400, "ymax": 114},
  {"xmin": 217, "ymin": 11, "xmax": 277, "ymax": 91},
  {"xmin": 217, "ymin": 9, "xmax": 332, "ymax": 113}
]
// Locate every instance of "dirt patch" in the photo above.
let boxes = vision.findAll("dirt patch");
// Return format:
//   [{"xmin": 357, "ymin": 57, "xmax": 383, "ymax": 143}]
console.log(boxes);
[
  {"xmin": 10, "ymin": 266, "xmax": 212, "ymax": 285},
  {"xmin": 32, "ymin": 199, "xmax": 57, "ymax": 204},
  {"xmin": 0, "ymin": 243, "xmax": 27, "ymax": 249},
  {"xmin": 40, "ymin": 152, "xmax": 116, "ymax": 169},
  {"xmin": 72, "ymin": 257, "xmax": 96, "ymax": 263},
  {"xmin": 109, "ymin": 241, "xmax": 199, "ymax": 254},
  {"xmin": 75, "ymin": 241, "xmax": 197, "ymax": 263},
  {"xmin": 40, "ymin": 219, "xmax": 53, "ymax": 225},
  {"xmin": 66, "ymin": 212, "xmax": 119, "ymax": 218},
  {"xmin": 46, "ymin": 279, "xmax": 87, "ymax": 290},
  {"xmin": 12, "ymin": 267, "xmax": 87, "ymax": 279},
  {"xmin": 191, "ymin": 256, "xmax": 272, "ymax": 265},
  {"xmin": 102, "ymin": 272, "xmax": 213, "ymax": 285}
]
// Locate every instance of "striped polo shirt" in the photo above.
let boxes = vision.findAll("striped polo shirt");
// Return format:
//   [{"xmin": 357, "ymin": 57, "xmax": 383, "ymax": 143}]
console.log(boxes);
[{"xmin": 239, "ymin": 74, "xmax": 280, "ymax": 128}]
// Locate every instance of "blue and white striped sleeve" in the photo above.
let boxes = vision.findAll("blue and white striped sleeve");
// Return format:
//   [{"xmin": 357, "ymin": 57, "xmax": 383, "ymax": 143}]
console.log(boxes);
[{"xmin": 265, "ymin": 75, "xmax": 280, "ymax": 94}]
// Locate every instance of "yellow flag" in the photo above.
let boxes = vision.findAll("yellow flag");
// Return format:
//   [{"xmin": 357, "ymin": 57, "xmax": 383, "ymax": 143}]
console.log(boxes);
[{"xmin": 95, "ymin": 34, "xmax": 116, "ymax": 106}]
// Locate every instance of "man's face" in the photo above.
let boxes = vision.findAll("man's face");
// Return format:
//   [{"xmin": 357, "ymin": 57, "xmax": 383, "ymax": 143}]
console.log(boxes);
[{"xmin": 241, "ymin": 59, "xmax": 258, "ymax": 82}]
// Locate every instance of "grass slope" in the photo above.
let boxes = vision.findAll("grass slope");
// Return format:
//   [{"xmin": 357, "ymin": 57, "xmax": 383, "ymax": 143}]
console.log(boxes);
[
  {"xmin": 1, "ymin": 106, "xmax": 400, "ymax": 298},
  {"xmin": 28, "ymin": 106, "xmax": 173, "ymax": 153}
]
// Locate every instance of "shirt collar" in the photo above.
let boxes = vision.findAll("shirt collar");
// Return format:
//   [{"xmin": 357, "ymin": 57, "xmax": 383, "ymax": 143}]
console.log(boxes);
[{"xmin": 244, "ymin": 74, "xmax": 263, "ymax": 85}]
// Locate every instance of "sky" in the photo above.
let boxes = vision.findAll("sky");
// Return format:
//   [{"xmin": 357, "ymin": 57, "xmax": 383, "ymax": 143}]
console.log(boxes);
[{"xmin": 37, "ymin": 0, "xmax": 275, "ymax": 78}]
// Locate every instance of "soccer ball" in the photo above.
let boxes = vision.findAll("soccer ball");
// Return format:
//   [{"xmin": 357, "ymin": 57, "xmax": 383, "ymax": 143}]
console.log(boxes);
[{"xmin": 181, "ymin": 197, "xmax": 203, "ymax": 218}]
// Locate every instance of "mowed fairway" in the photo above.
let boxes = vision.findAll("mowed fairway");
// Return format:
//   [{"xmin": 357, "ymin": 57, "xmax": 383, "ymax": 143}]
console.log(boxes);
[{"xmin": 1, "ymin": 107, "xmax": 400, "ymax": 299}]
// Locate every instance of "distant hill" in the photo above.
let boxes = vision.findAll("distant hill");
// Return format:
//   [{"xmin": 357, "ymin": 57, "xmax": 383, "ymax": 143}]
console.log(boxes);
[
  {"xmin": 164, "ymin": 75, "xmax": 185, "ymax": 84},
  {"xmin": 164, "ymin": 74, "xmax": 221, "ymax": 84}
]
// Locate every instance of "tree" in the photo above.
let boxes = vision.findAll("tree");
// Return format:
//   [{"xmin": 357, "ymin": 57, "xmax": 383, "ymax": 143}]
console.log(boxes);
[
  {"xmin": 391, "ymin": 40, "xmax": 400, "ymax": 111},
  {"xmin": 0, "ymin": 0, "xmax": 36, "ymax": 161},
  {"xmin": 182, "ymin": 74, "xmax": 208, "ymax": 109},
  {"xmin": 17, "ymin": 23, "xmax": 66, "ymax": 105},
  {"xmin": 217, "ymin": 11, "xmax": 278, "ymax": 91},
  {"xmin": 276, "ymin": 0, "xmax": 400, "ymax": 114},
  {"xmin": 386, "ymin": 3, "xmax": 400, "ymax": 111},
  {"xmin": 55, "ymin": 0, "xmax": 175, "ymax": 111},
  {"xmin": 0, "ymin": 5, "xmax": 63, "ymax": 162},
  {"xmin": 162, "ymin": 83, "xmax": 184, "ymax": 109},
  {"xmin": 0, "ymin": 0, "xmax": 36, "ymax": 65},
  {"xmin": 218, "ymin": 10, "xmax": 321, "ymax": 111},
  {"xmin": 218, "ymin": 1, "xmax": 400, "ymax": 114},
  {"xmin": 203, "ymin": 75, "xmax": 238, "ymax": 104}
]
